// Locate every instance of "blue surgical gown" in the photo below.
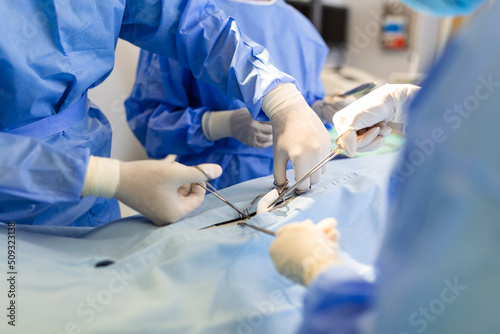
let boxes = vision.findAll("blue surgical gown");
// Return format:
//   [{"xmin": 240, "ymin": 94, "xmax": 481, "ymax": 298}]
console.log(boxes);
[
  {"xmin": 125, "ymin": 0, "xmax": 328, "ymax": 189},
  {"xmin": 300, "ymin": 2, "xmax": 500, "ymax": 333},
  {"xmin": 0, "ymin": 0, "xmax": 296, "ymax": 226}
]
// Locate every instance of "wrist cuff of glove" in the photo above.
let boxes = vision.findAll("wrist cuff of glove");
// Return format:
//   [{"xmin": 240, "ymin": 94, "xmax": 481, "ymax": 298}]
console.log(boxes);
[
  {"xmin": 202, "ymin": 111, "xmax": 232, "ymax": 141},
  {"xmin": 81, "ymin": 156, "xmax": 120, "ymax": 198},
  {"xmin": 262, "ymin": 83, "xmax": 304, "ymax": 119},
  {"xmin": 304, "ymin": 258, "xmax": 343, "ymax": 286}
]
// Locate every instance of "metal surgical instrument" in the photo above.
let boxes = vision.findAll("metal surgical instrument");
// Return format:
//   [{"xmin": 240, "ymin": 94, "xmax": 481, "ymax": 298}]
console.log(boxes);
[
  {"xmin": 195, "ymin": 166, "xmax": 250, "ymax": 219},
  {"xmin": 336, "ymin": 81, "xmax": 377, "ymax": 98},
  {"xmin": 237, "ymin": 222, "xmax": 276, "ymax": 236},
  {"xmin": 267, "ymin": 128, "xmax": 358, "ymax": 209}
]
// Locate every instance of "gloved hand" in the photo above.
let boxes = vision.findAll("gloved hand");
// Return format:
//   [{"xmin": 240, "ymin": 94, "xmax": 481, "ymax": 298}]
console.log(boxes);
[
  {"xmin": 202, "ymin": 108, "xmax": 272, "ymax": 148},
  {"xmin": 311, "ymin": 93, "xmax": 356, "ymax": 123},
  {"xmin": 333, "ymin": 83, "xmax": 421, "ymax": 157},
  {"xmin": 81, "ymin": 156, "xmax": 222, "ymax": 226},
  {"xmin": 269, "ymin": 218, "xmax": 342, "ymax": 285},
  {"xmin": 262, "ymin": 83, "xmax": 331, "ymax": 192}
]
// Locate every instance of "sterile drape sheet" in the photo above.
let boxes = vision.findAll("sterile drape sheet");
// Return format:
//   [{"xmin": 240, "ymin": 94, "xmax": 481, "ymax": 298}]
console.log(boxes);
[{"xmin": 0, "ymin": 153, "xmax": 398, "ymax": 333}]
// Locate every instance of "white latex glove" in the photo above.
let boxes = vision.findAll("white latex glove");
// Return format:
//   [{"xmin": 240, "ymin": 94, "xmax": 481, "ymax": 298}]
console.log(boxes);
[
  {"xmin": 311, "ymin": 93, "xmax": 356, "ymax": 123},
  {"xmin": 269, "ymin": 218, "xmax": 342, "ymax": 285},
  {"xmin": 81, "ymin": 156, "xmax": 222, "ymax": 226},
  {"xmin": 202, "ymin": 108, "xmax": 272, "ymax": 148},
  {"xmin": 333, "ymin": 83, "xmax": 421, "ymax": 157},
  {"xmin": 262, "ymin": 83, "xmax": 331, "ymax": 192},
  {"xmin": 256, "ymin": 189, "xmax": 279, "ymax": 214}
]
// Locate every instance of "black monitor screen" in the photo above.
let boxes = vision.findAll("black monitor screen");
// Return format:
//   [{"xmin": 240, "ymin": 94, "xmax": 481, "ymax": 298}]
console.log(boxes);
[
  {"xmin": 322, "ymin": 6, "xmax": 348, "ymax": 47},
  {"xmin": 286, "ymin": 1, "xmax": 348, "ymax": 48},
  {"xmin": 285, "ymin": 0, "xmax": 311, "ymax": 19}
]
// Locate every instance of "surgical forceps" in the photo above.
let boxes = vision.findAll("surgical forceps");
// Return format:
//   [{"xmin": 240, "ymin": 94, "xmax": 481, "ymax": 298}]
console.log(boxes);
[
  {"xmin": 195, "ymin": 166, "xmax": 279, "ymax": 236},
  {"xmin": 195, "ymin": 166, "xmax": 250, "ymax": 219},
  {"xmin": 199, "ymin": 211, "xmax": 276, "ymax": 237},
  {"xmin": 267, "ymin": 128, "xmax": 359, "ymax": 209}
]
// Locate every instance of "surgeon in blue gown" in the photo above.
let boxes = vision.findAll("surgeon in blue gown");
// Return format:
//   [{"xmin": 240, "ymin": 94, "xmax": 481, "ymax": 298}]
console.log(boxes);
[
  {"xmin": 0, "ymin": 0, "xmax": 331, "ymax": 227},
  {"xmin": 125, "ymin": 0, "xmax": 329, "ymax": 189},
  {"xmin": 270, "ymin": 0, "xmax": 500, "ymax": 333}
]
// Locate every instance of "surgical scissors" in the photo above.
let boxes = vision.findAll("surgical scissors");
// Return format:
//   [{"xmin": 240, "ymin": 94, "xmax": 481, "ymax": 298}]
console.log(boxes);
[
  {"xmin": 267, "ymin": 128, "xmax": 358, "ymax": 209},
  {"xmin": 195, "ymin": 167, "xmax": 283, "ymax": 236},
  {"xmin": 195, "ymin": 166, "xmax": 250, "ymax": 219}
]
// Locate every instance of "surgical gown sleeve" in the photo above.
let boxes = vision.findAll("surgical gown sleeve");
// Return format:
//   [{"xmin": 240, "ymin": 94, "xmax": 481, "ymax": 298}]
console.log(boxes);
[
  {"xmin": 0, "ymin": 134, "xmax": 87, "ymax": 205},
  {"xmin": 374, "ymin": 3, "xmax": 500, "ymax": 333},
  {"xmin": 125, "ymin": 52, "xmax": 215, "ymax": 157},
  {"xmin": 120, "ymin": 0, "xmax": 295, "ymax": 116},
  {"xmin": 300, "ymin": 265, "xmax": 376, "ymax": 334}
]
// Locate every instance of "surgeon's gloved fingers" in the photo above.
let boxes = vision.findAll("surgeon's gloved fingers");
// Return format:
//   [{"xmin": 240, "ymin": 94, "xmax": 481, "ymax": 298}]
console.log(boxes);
[
  {"xmin": 173, "ymin": 184, "xmax": 206, "ymax": 216},
  {"xmin": 270, "ymin": 219, "xmax": 342, "ymax": 285},
  {"xmin": 256, "ymin": 189, "xmax": 279, "ymax": 214},
  {"xmin": 190, "ymin": 183, "xmax": 207, "ymax": 197},
  {"xmin": 177, "ymin": 183, "xmax": 206, "ymax": 206},
  {"xmin": 325, "ymin": 229, "xmax": 340, "ymax": 242},
  {"xmin": 309, "ymin": 168, "xmax": 322, "ymax": 186},
  {"xmin": 316, "ymin": 217, "xmax": 338, "ymax": 232},
  {"xmin": 293, "ymin": 142, "xmax": 331, "ymax": 191},
  {"xmin": 293, "ymin": 163, "xmax": 311, "ymax": 193},
  {"xmin": 357, "ymin": 136, "xmax": 385, "ymax": 152},
  {"xmin": 114, "ymin": 160, "xmax": 224, "ymax": 226},
  {"xmin": 257, "ymin": 139, "xmax": 273, "ymax": 149},
  {"xmin": 337, "ymin": 130, "xmax": 358, "ymax": 157},
  {"xmin": 379, "ymin": 124, "xmax": 392, "ymax": 137},
  {"xmin": 191, "ymin": 163, "xmax": 223, "ymax": 182},
  {"xmin": 263, "ymin": 83, "xmax": 330, "ymax": 192},
  {"xmin": 256, "ymin": 121, "xmax": 273, "ymax": 134},
  {"xmin": 178, "ymin": 182, "xmax": 204, "ymax": 197},
  {"xmin": 162, "ymin": 164, "xmax": 221, "ymax": 223},
  {"xmin": 257, "ymin": 131, "xmax": 273, "ymax": 140},
  {"xmin": 225, "ymin": 109, "xmax": 275, "ymax": 148},
  {"xmin": 254, "ymin": 129, "xmax": 273, "ymax": 148},
  {"xmin": 368, "ymin": 121, "xmax": 391, "ymax": 135},
  {"xmin": 177, "ymin": 184, "xmax": 192, "ymax": 197},
  {"xmin": 274, "ymin": 220, "xmax": 315, "ymax": 237},
  {"xmin": 253, "ymin": 121, "xmax": 273, "ymax": 138},
  {"xmin": 255, "ymin": 129, "xmax": 273, "ymax": 140},
  {"xmin": 291, "ymin": 140, "xmax": 330, "ymax": 192},
  {"xmin": 356, "ymin": 126, "xmax": 380, "ymax": 150},
  {"xmin": 321, "ymin": 164, "xmax": 327, "ymax": 175},
  {"xmin": 273, "ymin": 152, "xmax": 290, "ymax": 189},
  {"xmin": 203, "ymin": 108, "xmax": 274, "ymax": 149},
  {"xmin": 317, "ymin": 217, "xmax": 340, "ymax": 242}
]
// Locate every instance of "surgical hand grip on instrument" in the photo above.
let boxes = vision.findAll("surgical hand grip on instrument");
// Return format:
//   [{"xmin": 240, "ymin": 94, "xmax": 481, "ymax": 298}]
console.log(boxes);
[
  {"xmin": 262, "ymin": 83, "xmax": 331, "ymax": 193},
  {"xmin": 267, "ymin": 129, "xmax": 359, "ymax": 210},
  {"xmin": 112, "ymin": 159, "xmax": 222, "ymax": 226},
  {"xmin": 333, "ymin": 84, "xmax": 421, "ymax": 157}
]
